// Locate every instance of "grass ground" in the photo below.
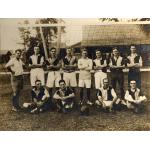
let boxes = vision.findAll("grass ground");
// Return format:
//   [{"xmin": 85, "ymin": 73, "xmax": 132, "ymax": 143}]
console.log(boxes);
[{"xmin": 1, "ymin": 74, "xmax": 150, "ymax": 131}]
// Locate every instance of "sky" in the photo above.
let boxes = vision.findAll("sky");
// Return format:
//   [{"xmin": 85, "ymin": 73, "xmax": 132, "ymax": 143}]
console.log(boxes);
[{"xmin": 0, "ymin": 18, "xmax": 100, "ymax": 52}]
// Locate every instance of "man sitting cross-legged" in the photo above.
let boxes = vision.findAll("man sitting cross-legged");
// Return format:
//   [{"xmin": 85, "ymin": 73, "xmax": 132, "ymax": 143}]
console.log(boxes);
[
  {"xmin": 95, "ymin": 78, "xmax": 118, "ymax": 112},
  {"xmin": 23, "ymin": 80, "xmax": 51, "ymax": 113},
  {"xmin": 124, "ymin": 80, "xmax": 147, "ymax": 113},
  {"xmin": 53, "ymin": 80, "xmax": 75, "ymax": 113}
]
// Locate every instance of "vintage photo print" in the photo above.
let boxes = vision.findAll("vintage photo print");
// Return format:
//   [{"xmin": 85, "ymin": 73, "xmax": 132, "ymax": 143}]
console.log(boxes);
[{"xmin": 0, "ymin": 18, "xmax": 150, "ymax": 131}]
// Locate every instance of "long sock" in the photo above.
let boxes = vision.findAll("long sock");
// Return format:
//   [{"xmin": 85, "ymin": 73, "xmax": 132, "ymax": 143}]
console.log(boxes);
[
  {"xmin": 48, "ymin": 88, "xmax": 53, "ymax": 98},
  {"xmin": 87, "ymin": 88, "xmax": 91, "ymax": 101},
  {"xmin": 80, "ymin": 88, "xmax": 84, "ymax": 102}
]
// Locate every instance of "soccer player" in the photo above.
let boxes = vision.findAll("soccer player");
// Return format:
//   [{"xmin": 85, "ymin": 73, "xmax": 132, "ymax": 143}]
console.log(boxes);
[
  {"xmin": 127, "ymin": 45, "xmax": 143, "ymax": 89},
  {"xmin": 46, "ymin": 47, "xmax": 61, "ymax": 97},
  {"xmin": 95, "ymin": 78, "xmax": 118, "ymax": 112},
  {"xmin": 125, "ymin": 80, "xmax": 147, "ymax": 113},
  {"xmin": 53, "ymin": 79, "xmax": 75, "ymax": 113},
  {"xmin": 93, "ymin": 49, "xmax": 107, "ymax": 90},
  {"xmin": 78, "ymin": 48, "xmax": 93, "ymax": 105},
  {"xmin": 109, "ymin": 48, "xmax": 125, "ymax": 100},
  {"xmin": 29, "ymin": 46, "xmax": 45, "ymax": 87},
  {"xmin": 5, "ymin": 49, "xmax": 24, "ymax": 112},
  {"xmin": 62, "ymin": 48, "xmax": 77, "ymax": 91},
  {"xmin": 23, "ymin": 80, "xmax": 51, "ymax": 113}
]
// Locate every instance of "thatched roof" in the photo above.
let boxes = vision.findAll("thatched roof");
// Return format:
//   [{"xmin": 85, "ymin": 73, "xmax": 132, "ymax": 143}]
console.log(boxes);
[{"xmin": 82, "ymin": 24, "xmax": 150, "ymax": 46}]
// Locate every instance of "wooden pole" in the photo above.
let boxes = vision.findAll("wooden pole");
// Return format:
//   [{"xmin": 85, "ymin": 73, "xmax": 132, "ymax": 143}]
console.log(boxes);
[
  {"xmin": 56, "ymin": 19, "xmax": 61, "ymax": 54},
  {"xmin": 40, "ymin": 26, "xmax": 48, "ymax": 59}
]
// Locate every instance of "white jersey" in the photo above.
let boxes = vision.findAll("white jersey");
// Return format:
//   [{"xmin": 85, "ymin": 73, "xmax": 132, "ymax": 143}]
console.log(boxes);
[
  {"xmin": 78, "ymin": 57, "xmax": 93, "ymax": 80},
  {"xmin": 5, "ymin": 58, "xmax": 24, "ymax": 76}
]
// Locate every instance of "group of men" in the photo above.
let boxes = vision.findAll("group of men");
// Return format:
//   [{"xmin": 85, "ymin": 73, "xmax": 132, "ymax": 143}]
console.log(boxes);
[{"xmin": 5, "ymin": 45, "xmax": 147, "ymax": 114}]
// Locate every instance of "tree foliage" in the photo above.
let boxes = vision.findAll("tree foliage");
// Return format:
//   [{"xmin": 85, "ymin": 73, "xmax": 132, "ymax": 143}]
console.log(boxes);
[{"xmin": 18, "ymin": 18, "xmax": 65, "ymax": 60}]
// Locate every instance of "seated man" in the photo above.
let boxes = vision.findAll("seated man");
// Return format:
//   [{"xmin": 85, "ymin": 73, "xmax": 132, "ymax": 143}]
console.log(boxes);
[
  {"xmin": 95, "ymin": 78, "xmax": 118, "ymax": 112},
  {"xmin": 23, "ymin": 80, "xmax": 51, "ymax": 113},
  {"xmin": 53, "ymin": 79, "xmax": 75, "ymax": 113},
  {"xmin": 125, "ymin": 80, "xmax": 147, "ymax": 113}
]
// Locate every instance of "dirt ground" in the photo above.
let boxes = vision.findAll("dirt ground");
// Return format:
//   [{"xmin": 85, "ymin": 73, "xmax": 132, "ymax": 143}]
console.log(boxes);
[{"xmin": 1, "ymin": 75, "xmax": 150, "ymax": 131}]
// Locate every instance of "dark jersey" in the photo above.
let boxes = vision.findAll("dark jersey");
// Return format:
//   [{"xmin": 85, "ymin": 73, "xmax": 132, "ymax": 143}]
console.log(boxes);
[
  {"xmin": 55, "ymin": 87, "xmax": 74, "ymax": 97},
  {"xmin": 31, "ymin": 87, "xmax": 49, "ymax": 102},
  {"xmin": 46, "ymin": 57, "xmax": 61, "ymax": 71},
  {"xmin": 62, "ymin": 56, "xmax": 77, "ymax": 72}
]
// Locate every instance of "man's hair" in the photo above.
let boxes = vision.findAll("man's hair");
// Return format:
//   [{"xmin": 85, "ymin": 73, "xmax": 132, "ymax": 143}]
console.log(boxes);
[
  {"xmin": 66, "ymin": 47, "xmax": 72, "ymax": 50},
  {"xmin": 15, "ymin": 49, "xmax": 22, "ymax": 53},
  {"xmin": 50, "ymin": 47, "xmax": 56, "ymax": 51},
  {"xmin": 81, "ymin": 48, "xmax": 87, "ymax": 53},
  {"xmin": 95, "ymin": 49, "xmax": 101, "ymax": 53},
  {"xmin": 59, "ymin": 79, "xmax": 66, "ymax": 85},
  {"xmin": 35, "ymin": 80, "xmax": 41, "ymax": 84},
  {"xmin": 112, "ymin": 47, "xmax": 118, "ymax": 52},
  {"xmin": 112, "ymin": 47, "xmax": 118, "ymax": 50},
  {"xmin": 130, "ymin": 45, "xmax": 136, "ymax": 49}
]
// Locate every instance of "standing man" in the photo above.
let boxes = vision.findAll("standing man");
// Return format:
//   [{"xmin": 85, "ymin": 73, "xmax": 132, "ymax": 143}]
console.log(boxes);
[
  {"xmin": 127, "ymin": 45, "xmax": 143, "ymax": 89},
  {"xmin": 46, "ymin": 47, "xmax": 61, "ymax": 97},
  {"xmin": 53, "ymin": 80, "xmax": 75, "ymax": 113},
  {"xmin": 78, "ymin": 48, "xmax": 93, "ymax": 105},
  {"xmin": 62, "ymin": 48, "xmax": 77, "ymax": 91},
  {"xmin": 5, "ymin": 49, "xmax": 24, "ymax": 112},
  {"xmin": 93, "ymin": 49, "xmax": 107, "ymax": 91},
  {"xmin": 125, "ymin": 80, "xmax": 147, "ymax": 113},
  {"xmin": 109, "ymin": 47, "xmax": 125, "ymax": 100},
  {"xmin": 29, "ymin": 46, "xmax": 45, "ymax": 87}
]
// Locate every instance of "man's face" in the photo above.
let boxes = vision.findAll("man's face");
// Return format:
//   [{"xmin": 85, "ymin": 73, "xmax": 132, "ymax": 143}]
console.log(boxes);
[
  {"xmin": 15, "ymin": 51, "xmax": 21, "ymax": 59},
  {"xmin": 130, "ymin": 46, "xmax": 136, "ymax": 53},
  {"xmin": 34, "ymin": 47, "xmax": 40, "ymax": 55},
  {"xmin": 103, "ymin": 79, "xmax": 109, "ymax": 88},
  {"xmin": 96, "ymin": 51, "xmax": 101, "ymax": 58},
  {"xmin": 50, "ymin": 49, "xmax": 56, "ymax": 57},
  {"xmin": 35, "ymin": 81, "xmax": 42, "ymax": 89},
  {"xmin": 130, "ymin": 81, "xmax": 136, "ymax": 89},
  {"xmin": 106, "ymin": 53, "xmax": 110, "ymax": 58},
  {"xmin": 113, "ymin": 49, "xmax": 119, "ymax": 57},
  {"xmin": 59, "ymin": 82, "xmax": 66, "ymax": 90},
  {"xmin": 66, "ymin": 48, "xmax": 72, "ymax": 56},
  {"xmin": 82, "ymin": 51, "xmax": 87, "ymax": 58}
]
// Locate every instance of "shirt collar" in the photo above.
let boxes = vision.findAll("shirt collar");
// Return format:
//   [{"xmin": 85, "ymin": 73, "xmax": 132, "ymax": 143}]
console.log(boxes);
[
  {"xmin": 65, "ymin": 55, "xmax": 72, "ymax": 59},
  {"xmin": 96, "ymin": 57, "xmax": 102, "ymax": 60},
  {"xmin": 131, "ymin": 53, "xmax": 137, "ymax": 57}
]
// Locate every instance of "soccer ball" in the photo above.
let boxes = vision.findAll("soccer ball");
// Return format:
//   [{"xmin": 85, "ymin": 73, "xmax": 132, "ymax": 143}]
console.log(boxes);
[{"xmin": 80, "ymin": 105, "xmax": 90, "ymax": 116}]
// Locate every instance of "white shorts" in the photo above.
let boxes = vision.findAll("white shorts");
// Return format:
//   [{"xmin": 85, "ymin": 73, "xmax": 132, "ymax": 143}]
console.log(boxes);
[
  {"xmin": 78, "ymin": 79, "xmax": 91, "ymax": 88},
  {"xmin": 30, "ymin": 68, "xmax": 45, "ymax": 86},
  {"xmin": 94, "ymin": 71, "xmax": 107, "ymax": 89},
  {"xmin": 63, "ymin": 72, "xmax": 77, "ymax": 87},
  {"xmin": 46, "ymin": 71, "xmax": 61, "ymax": 88},
  {"xmin": 103, "ymin": 101, "xmax": 113, "ymax": 107}
]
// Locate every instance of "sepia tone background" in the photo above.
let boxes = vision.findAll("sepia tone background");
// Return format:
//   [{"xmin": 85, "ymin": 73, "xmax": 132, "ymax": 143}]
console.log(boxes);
[{"xmin": 0, "ymin": 18, "xmax": 150, "ymax": 130}]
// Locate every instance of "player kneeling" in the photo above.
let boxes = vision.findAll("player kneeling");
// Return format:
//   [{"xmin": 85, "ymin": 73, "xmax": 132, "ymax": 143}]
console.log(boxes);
[
  {"xmin": 125, "ymin": 80, "xmax": 147, "ymax": 113},
  {"xmin": 53, "ymin": 80, "xmax": 75, "ymax": 113},
  {"xmin": 23, "ymin": 80, "xmax": 51, "ymax": 113},
  {"xmin": 95, "ymin": 78, "xmax": 118, "ymax": 112}
]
